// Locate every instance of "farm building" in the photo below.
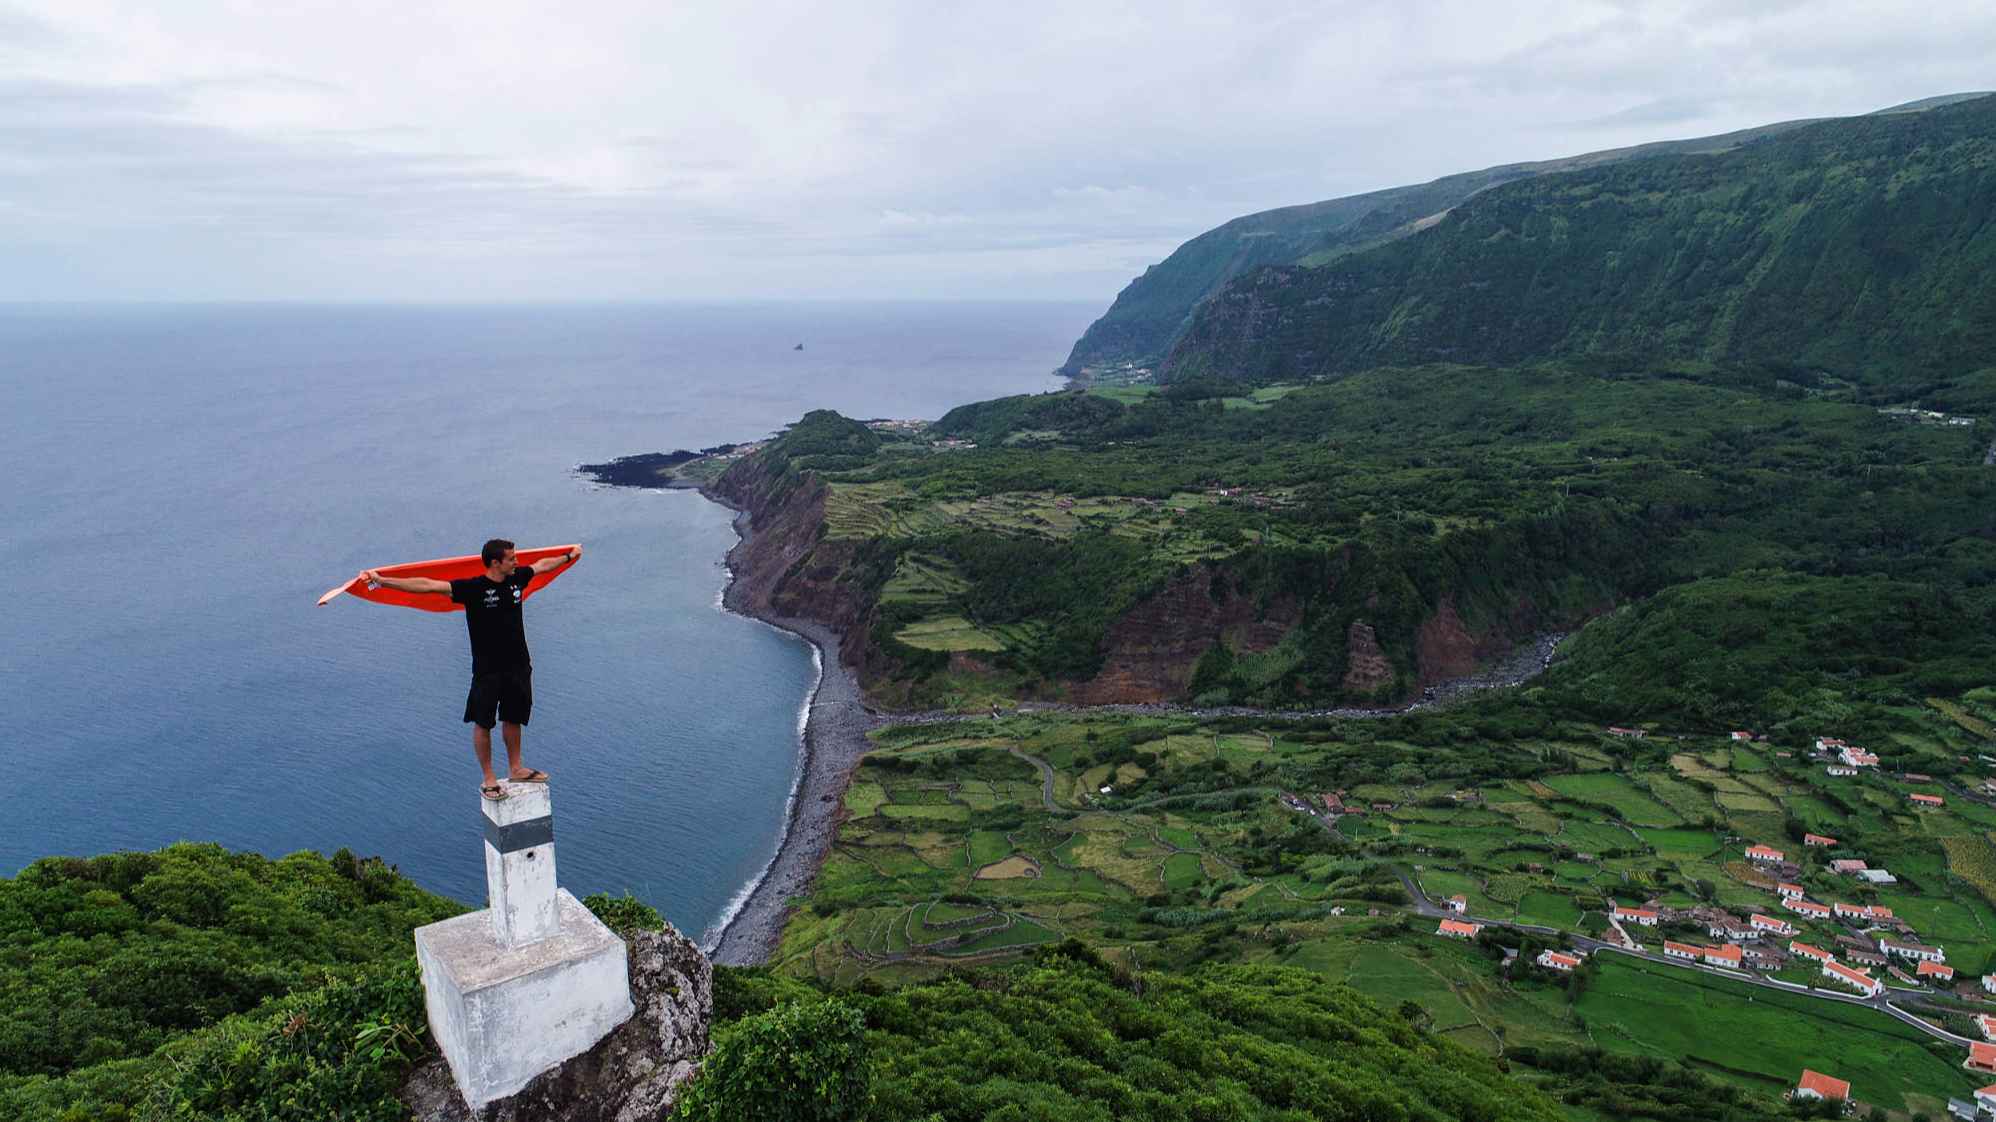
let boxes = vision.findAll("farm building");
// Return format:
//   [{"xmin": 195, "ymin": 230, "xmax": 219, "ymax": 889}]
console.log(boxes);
[
  {"xmin": 1791, "ymin": 1069, "xmax": 1851, "ymax": 1103},
  {"xmin": 1822, "ymin": 960, "xmax": 1883, "ymax": 997},
  {"xmin": 1804, "ymin": 833, "xmax": 1838, "ymax": 847},
  {"xmin": 1437, "ymin": 919, "xmax": 1481, "ymax": 939},
  {"xmin": 1968, "ymin": 1042, "xmax": 1996, "ymax": 1075},
  {"xmin": 1613, "ymin": 905, "xmax": 1659, "ymax": 926},
  {"xmin": 1750, "ymin": 914, "xmax": 1795, "ymax": 936},
  {"xmin": 1919, "ymin": 960, "xmax": 1957, "ymax": 982},
  {"xmin": 1663, "ymin": 941, "xmax": 1701, "ymax": 961},
  {"xmin": 1536, "ymin": 950, "xmax": 1581, "ymax": 972},
  {"xmin": 1881, "ymin": 937, "xmax": 1945, "ymax": 963},
  {"xmin": 1979, "ymin": 1014, "xmax": 1996, "ymax": 1042},
  {"xmin": 1789, "ymin": 941, "xmax": 1835, "ymax": 964},
  {"xmin": 1746, "ymin": 844, "xmax": 1786, "ymax": 863},
  {"xmin": 1777, "ymin": 882, "xmax": 1806, "ymax": 899},
  {"xmin": 1831, "ymin": 859, "xmax": 1869, "ymax": 874},
  {"xmin": 1910, "ymin": 792, "xmax": 1945, "ymax": 808},
  {"xmin": 1703, "ymin": 944, "xmax": 1743, "ymax": 969}
]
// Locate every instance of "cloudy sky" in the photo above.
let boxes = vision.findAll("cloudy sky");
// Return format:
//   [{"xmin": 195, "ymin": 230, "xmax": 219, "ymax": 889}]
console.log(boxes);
[{"xmin": 3, "ymin": 1, "xmax": 1991, "ymax": 302}]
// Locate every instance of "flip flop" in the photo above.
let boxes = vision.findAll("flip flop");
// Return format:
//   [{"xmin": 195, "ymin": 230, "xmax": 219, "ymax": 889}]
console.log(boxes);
[
  {"xmin": 481, "ymin": 784, "xmax": 507, "ymax": 801},
  {"xmin": 509, "ymin": 769, "xmax": 549, "ymax": 783}
]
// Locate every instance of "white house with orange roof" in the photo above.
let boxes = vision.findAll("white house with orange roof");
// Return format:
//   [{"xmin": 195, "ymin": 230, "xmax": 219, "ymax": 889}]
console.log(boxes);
[
  {"xmin": 1822, "ymin": 960, "xmax": 1882, "ymax": 997},
  {"xmin": 1445, "ymin": 894, "xmax": 1468, "ymax": 914},
  {"xmin": 1537, "ymin": 949, "xmax": 1581, "ymax": 972},
  {"xmin": 1437, "ymin": 919, "xmax": 1481, "ymax": 939},
  {"xmin": 1731, "ymin": 731, "xmax": 1754, "ymax": 741},
  {"xmin": 1918, "ymin": 960, "xmax": 1956, "ymax": 983},
  {"xmin": 1830, "ymin": 859, "xmax": 1868, "ymax": 874},
  {"xmin": 1790, "ymin": 941, "xmax": 1835, "ymax": 964},
  {"xmin": 1839, "ymin": 745, "xmax": 1880, "ymax": 768},
  {"xmin": 1613, "ymin": 905, "xmax": 1659, "ymax": 927},
  {"xmin": 1803, "ymin": 833, "xmax": 1837, "ymax": 847},
  {"xmin": 1791, "ymin": 1069, "xmax": 1850, "ymax": 1104},
  {"xmin": 1786, "ymin": 898, "xmax": 1832, "ymax": 920},
  {"xmin": 1910, "ymin": 792, "xmax": 1945, "ymax": 808},
  {"xmin": 1977, "ymin": 1083, "xmax": 1996, "ymax": 1115},
  {"xmin": 1983, "ymin": 973, "xmax": 1996, "ymax": 995},
  {"xmin": 1750, "ymin": 914, "xmax": 1795, "ymax": 937},
  {"xmin": 1777, "ymin": 881, "xmax": 1806, "ymax": 899},
  {"xmin": 1703, "ymin": 944, "xmax": 1743, "ymax": 969},
  {"xmin": 1978, "ymin": 1014, "xmax": 1996, "ymax": 1041},
  {"xmin": 1662, "ymin": 941, "xmax": 1701, "ymax": 961},
  {"xmin": 1882, "ymin": 937, "xmax": 1944, "ymax": 963},
  {"xmin": 1816, "ymin": 737, "xmax": 1848, "ymax": 751},
  {"xmin": 1746, "ymin": 844, "xmax": 1786, "ymax": 863},
  {"xmin": 1968, "ymin": 1042, "xmax": 1996, "ymax": 1075}
]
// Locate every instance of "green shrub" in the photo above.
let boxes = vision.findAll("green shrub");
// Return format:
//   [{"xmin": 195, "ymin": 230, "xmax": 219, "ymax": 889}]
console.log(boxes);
[{"xmin": 675, "ymin": 998, "xmax": 871, "ymax": 1122}]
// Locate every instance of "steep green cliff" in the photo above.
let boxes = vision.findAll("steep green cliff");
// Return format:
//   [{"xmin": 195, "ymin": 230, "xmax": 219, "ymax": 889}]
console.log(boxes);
[{"xmin": 1163, "ymin": 94, "xmax": 1996, "ymax": 391}]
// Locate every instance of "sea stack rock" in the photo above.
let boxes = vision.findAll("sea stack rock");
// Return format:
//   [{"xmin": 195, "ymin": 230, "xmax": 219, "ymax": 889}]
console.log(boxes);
[{"xmin": 412, "ymin": 783, "xmax": 636, "ymax": 1109}]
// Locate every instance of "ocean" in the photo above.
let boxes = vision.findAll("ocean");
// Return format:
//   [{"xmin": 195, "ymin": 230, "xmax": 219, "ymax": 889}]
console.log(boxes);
[{"xmin": 0, "ymin": 301, "xmax": 1092, "ymax": 940}]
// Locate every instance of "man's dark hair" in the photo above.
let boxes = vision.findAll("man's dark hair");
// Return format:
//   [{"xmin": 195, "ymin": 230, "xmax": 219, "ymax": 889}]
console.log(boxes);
[{"xmin": 481, "ymin": 538, "xmax": 516, "ymax": 566}]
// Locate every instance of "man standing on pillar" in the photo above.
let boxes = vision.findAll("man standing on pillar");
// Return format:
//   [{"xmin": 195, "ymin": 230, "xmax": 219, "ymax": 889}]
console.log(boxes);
[{"xmin": 363, "ymin": 539, "xmax": 581, "ymax": 800}]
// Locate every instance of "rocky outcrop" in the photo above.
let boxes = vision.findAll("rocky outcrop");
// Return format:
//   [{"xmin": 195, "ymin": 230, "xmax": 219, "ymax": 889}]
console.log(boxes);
[
  {"xmin": 400, "ymin": 924, "xmax": 714, "ymax": 1122},
  {"xmin": 1340, "ymin": 621, "xmax": 1395, "ymax": 696},
  {"xmin": 1414, "ymin": 598, "xmax": 1478, "ymax": 685},
  {"xmin": 1073, "ymin": 567, "xmax": 1297, "ymax": 704}
]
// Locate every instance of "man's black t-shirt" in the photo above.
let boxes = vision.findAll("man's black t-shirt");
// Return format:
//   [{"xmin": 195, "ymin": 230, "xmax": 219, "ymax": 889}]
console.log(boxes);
[{"xmin": 450, "ymin": 569, "xmax": 533, "ymax": 674}]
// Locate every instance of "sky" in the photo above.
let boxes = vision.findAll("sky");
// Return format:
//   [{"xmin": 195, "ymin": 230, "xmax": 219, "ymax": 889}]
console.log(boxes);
[{"xmin": 3, "ymin": 1, "xmax": 1992, "ymax": 302}]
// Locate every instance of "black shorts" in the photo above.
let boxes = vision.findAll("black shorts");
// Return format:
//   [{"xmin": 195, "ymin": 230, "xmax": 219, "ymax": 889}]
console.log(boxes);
[{"xmin": 464, "ymin": 668, "xmax": 532, "ymax": 729}]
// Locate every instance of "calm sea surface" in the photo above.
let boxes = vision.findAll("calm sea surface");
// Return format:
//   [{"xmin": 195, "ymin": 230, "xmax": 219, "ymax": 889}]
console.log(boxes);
[{"xmin": 0, "ymin": 302, "xmax": 1090, "ymax": 939}]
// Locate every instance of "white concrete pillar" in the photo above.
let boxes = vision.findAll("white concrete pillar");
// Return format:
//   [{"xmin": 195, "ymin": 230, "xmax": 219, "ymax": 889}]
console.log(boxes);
[{"xmin": 482, "ymin": 782, "xmax": 560, "ymax": 947}]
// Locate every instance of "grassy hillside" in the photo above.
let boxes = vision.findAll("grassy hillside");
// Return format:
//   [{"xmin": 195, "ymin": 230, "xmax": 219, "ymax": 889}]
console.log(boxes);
[{"xmin": 1164, "ymin": 95, "xmax": 1996, "ymax": 393}]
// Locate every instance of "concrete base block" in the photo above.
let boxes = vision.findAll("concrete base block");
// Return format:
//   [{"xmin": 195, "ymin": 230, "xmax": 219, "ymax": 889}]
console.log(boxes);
[{"xmin": 414, "ymin": 889, "xmax": 635, "ymax": 1110}]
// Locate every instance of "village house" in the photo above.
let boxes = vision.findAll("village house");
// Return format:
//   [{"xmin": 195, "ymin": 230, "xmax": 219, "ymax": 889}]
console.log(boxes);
[
  {"xmin": 1320, "ymin": 792, "xmax": 1343, "ymax": 812},
  {"xmin": 1983, "ymin": 973, "xmax": 1996, "ymax": 995},
  {"xmin": 1613, "ymin": 905, "xmax": 1660, "ymax": 927},
  {"xmin": 1823, "ymin": 959, "xmax": 1884, "ymax": 997},
  {"xmin": 1790, "ymin": 941, "xmax": 1836, "ymax": 965},
  {"xmin": 1787, "ymin": 898, "xmax": 1833, "ymax": 920},
  {"xmin": 1743, "ymin": 943, "xmax": 1787, "ymax": 969},
  {"xmin": 1663, "ymin": 941, "xmax": 1702, "ymax": 961},
  {"xmin": 1827, "ymin": 766, "xmax": 1859, "ymax": 777},
  {"xmin": 1839, "ymin": 745, "xmax": 1881, "ymax": 768},
  {"xmin": 1847, "ymin": 947, "xmax": 1888, "ymax": 967},
  {"xmin": 1437, "ymin": 919, "xmax": 1481, "ymax": 939},
  {"xmin": 1831, "ymin": 858, "xmax": 1869, "ymax": 874},
  {"xmin": 1446, "ymin": 895, "xmax": 1468, "ymax": 914},
  {"xmin": 1977, "ymin": 1085, "xmax": 1996, "ymax": 1117},
  {"xmin": 1911, "ymin": 792, "xmax": 1946, "ymax": 808},
  {"xmin": 1537, "ymin": 949, "xmax": 1581, "ymax": 972},
  {"xmin": 1804, "ymin": 833, "xmax": 1838, "ymax": 848},
  {"xmin": 1709, "ymin": 920, "xmax": 1759, "ymax": 942},
  {"xmin": 1882, "ymin": 937, "xmax": 1945, "ymax": 963},
  {"xmin": 1792, "ymin": 1069, "xmax": 1851, "ymax": 1105},
  {"xmin": 1703, "ymin": 944, "xmax": 1743, "ymax": 969},
  {"xmin": 1920, "ymin": 960, "xmax": 1957, "ymax": 983},
  {"xmin": 1607, "ymin": 726, "xmax": 1647, "ymax": 739},
  {"xmin": 1751, "ymin": 914, "xmax": 1796, "ymax": 937},
  {"xmin": 1746, "ymin": 844, "xmax": 1786, "ymax": 863},
  {"xmin": 1968, "ymin": 1042, "xmax": 1996, "ymax": 1076},
  {"xmin": 1816, "ymin": 737, "xmax": 1848, "ymax": 752},
  {"xmin": 1979, "ymin": 1014, "xmax": 1996, "ymax": 1042},
  {"xmin": 1777, "ymin": 882, "xmax": 1807, "ymax": 899}
]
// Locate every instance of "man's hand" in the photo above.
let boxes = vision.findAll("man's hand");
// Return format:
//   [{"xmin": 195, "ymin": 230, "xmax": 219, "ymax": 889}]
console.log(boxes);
[
  {"xmin": 567, "ymin": 545, "xmax": 582, "ymax": 563},
  {"xmin": 360, "ymin": 569, "xmax": 381, "ymax": 585}
]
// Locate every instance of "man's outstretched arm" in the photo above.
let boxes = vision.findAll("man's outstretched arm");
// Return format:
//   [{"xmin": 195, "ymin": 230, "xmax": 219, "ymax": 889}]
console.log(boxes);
[
  {"xmin": 530, "ymin": 545, "xmax": 582, "ymax": 575},
  {"xmin": 363, "ymin": 570, "xmax": 452, "ymax": 595}
]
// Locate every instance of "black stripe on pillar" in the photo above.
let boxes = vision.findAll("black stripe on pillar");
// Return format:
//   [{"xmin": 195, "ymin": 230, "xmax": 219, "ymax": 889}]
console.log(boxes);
[{"xmin": 484, "ymin": 814, "xmax": 555, "ymax": 854}]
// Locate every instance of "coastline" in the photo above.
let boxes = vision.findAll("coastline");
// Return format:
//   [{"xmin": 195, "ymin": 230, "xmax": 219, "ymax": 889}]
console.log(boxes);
[{"xmin": 697, "ymin": 491, "xmax": 879, "ymax": 966}]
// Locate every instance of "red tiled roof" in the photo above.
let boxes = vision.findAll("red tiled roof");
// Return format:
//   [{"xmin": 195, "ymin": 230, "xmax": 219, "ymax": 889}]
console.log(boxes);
[
  {"xmin": 1918, "ymin": 960, "xmax": 1955, "ymax": 978},
  {"xmin": 1790, "ymin": 941, "xmax": 1833, "ymax": 961},
  {"xmin": 1969, "ymin": 1042, "xmax": 1996, "ymax": 1070},
  {"xmin": 1438, "ymin": 919, "xmax": 1480, "ymax": 937},
  {"xmin": 1796, "ymin": 1069, "xmax": 1850, "ymax": 1100},
  {"xmin": 1704, "ymin": 943, "xmax": 1742, "ymax": 964},
  {"xmin": 1823, "ymin": 961, "xmax": 1877, "ymax": 990},
  {"xmin": 1663, "ymin": 940, "xmax": 1702, "ymax": 956}
]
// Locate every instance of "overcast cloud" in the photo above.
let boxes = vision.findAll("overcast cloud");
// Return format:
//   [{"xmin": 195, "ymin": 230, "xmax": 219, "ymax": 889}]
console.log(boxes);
[{"xmin": 2, "ymin": 1, "xmax": 1991, "ymax": 301}]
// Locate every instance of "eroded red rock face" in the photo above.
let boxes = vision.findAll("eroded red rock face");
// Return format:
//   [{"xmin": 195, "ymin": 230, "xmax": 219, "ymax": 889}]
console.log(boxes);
[
  {"xmin": 1072, "ymin": 568, "xmax": 1298, "ymax": 704},
  {"xmin": 1415, "ymin": 597, "xmax": 1477, "ymax": 685},
  {"xmin": 1340, "ymin": 620, "xmax": 1395, "ymax": 696}
]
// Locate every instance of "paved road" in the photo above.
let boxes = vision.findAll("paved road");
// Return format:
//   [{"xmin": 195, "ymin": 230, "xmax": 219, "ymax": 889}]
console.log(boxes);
[
  {"xmin": 1394, "ymin": 871, "xmax": 1977, "ymax": 1049},
  {"xmin": 1007, "ymin": 746, "xmax": 1065, "ymax": 814}
]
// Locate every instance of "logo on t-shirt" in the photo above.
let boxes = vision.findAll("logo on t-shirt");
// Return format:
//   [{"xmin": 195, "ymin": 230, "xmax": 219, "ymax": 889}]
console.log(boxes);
[{"xmin": 512, "ymin": 585, "xmax": 523, "ymax": 601}]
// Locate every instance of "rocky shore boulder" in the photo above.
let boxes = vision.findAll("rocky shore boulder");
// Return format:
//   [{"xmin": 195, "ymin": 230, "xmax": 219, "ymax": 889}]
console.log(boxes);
[{"xmin": 400, "ymin": 922, "xmax": 714, "ymax": 1122}]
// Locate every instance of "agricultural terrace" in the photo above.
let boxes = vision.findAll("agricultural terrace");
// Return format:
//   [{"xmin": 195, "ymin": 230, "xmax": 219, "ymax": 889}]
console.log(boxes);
[{"xmin": 776, "ymin": 707, "xmax": 1996, "ymax": 1117}]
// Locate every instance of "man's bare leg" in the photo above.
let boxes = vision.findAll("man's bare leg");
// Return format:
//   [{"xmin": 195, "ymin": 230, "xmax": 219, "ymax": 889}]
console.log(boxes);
[
  {"xmin": 501, "ymin": 722, "xmax": 532, "ymax": 780},
  {"xmin": 472, "ymin": 725, "xmax": 499, "ymax": 786}
]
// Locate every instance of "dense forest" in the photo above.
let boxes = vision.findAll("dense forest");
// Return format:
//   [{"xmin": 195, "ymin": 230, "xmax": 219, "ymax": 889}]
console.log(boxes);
[{"xmin": 1164, "ymin": 94, "xmax": 1996, "ymax": 393}]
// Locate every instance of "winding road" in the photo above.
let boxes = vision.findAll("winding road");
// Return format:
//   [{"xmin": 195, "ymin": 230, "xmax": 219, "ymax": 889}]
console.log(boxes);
[{"xmin": 1394, "ymin": 872, "xmax": 1978, "ymax": 1049}]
